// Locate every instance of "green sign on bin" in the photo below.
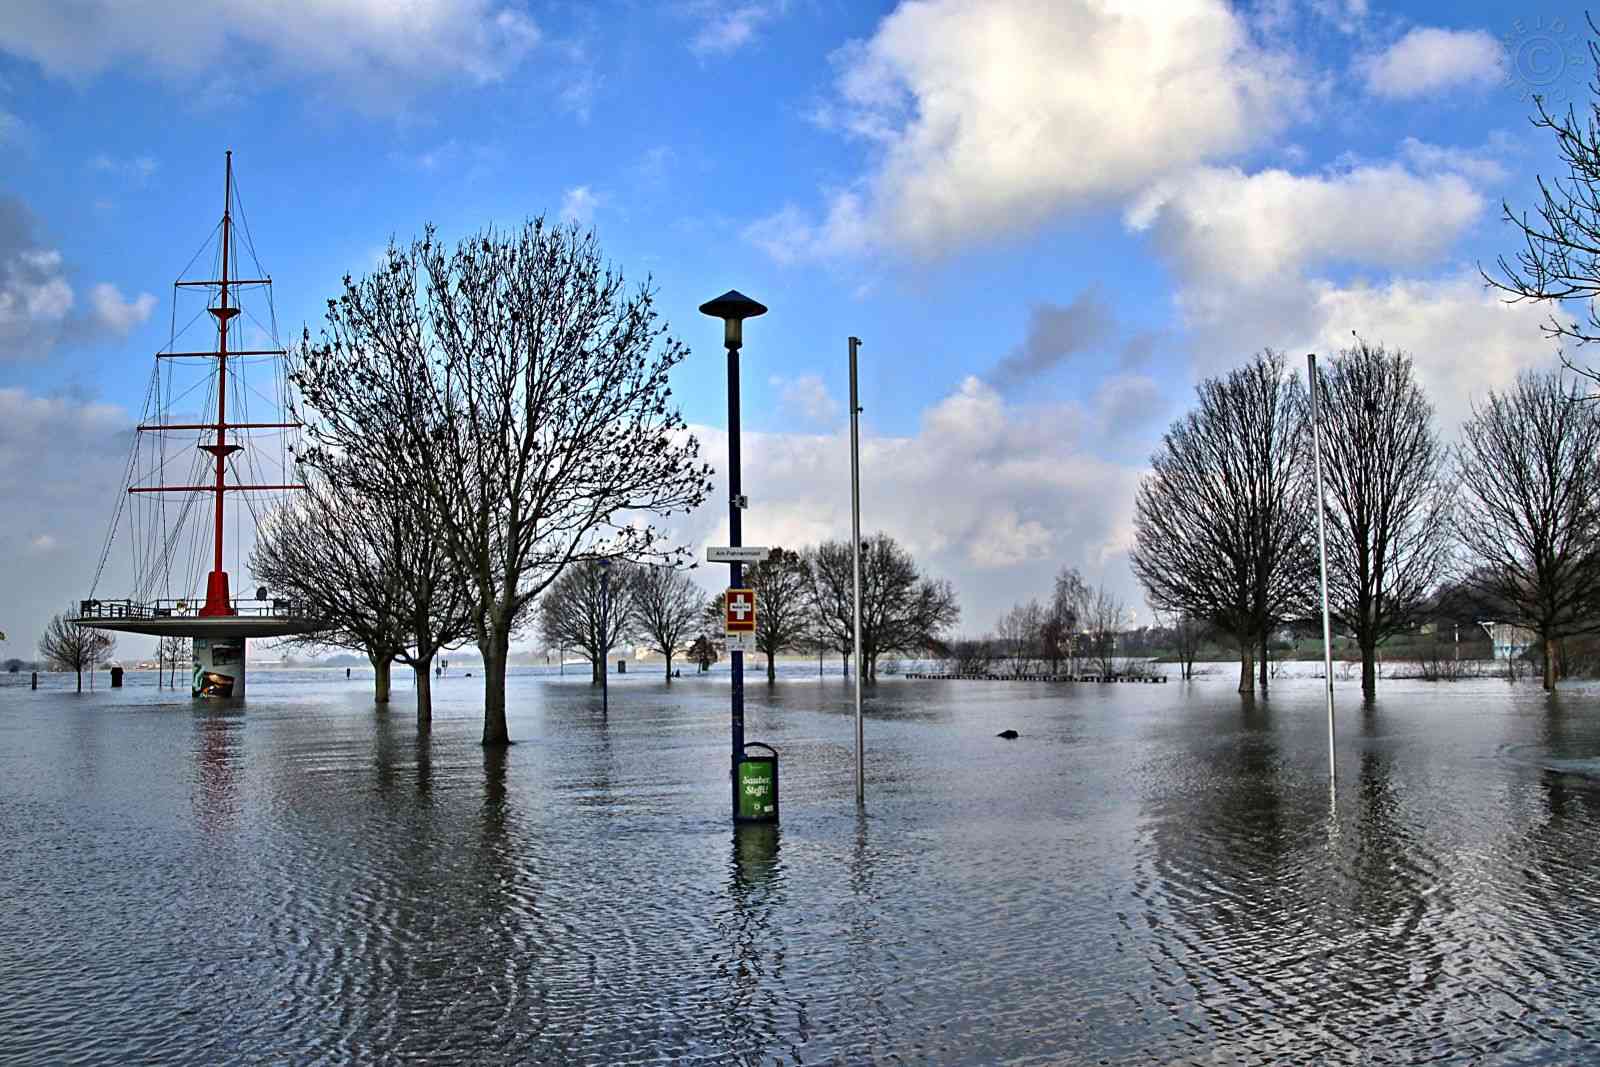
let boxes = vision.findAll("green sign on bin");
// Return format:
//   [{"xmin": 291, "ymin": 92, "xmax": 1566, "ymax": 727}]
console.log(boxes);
[{"xmin": 738, "ymin": 752, "xmax": 777, "ymax": 822}]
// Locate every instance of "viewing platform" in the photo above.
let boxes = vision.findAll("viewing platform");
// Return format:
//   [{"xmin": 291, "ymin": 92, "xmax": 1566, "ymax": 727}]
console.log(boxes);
[{"xmin": 72, "ymin": 597, "xmax": 316, "ymax": 640}]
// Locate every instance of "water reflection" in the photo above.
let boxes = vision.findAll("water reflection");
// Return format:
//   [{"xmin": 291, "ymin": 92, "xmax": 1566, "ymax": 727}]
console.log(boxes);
[
  {"xmin": 8, "ymin": 671, "xmax": 1600, "ymax": 1063},
  {"xmin": 190, "ymin": 709, "xmax": 242, "ymax": 831}
]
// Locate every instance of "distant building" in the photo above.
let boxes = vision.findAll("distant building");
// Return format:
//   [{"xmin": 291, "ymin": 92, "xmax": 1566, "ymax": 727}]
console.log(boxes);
[{"xmin": 1479, "ymin": 622, "xmax": 1535, "ymax": 660}]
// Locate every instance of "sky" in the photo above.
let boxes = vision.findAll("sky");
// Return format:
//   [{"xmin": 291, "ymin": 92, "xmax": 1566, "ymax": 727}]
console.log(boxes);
[{"xmin": 0, "ymin": 0, "xmax": 1586, "ymax": 662}]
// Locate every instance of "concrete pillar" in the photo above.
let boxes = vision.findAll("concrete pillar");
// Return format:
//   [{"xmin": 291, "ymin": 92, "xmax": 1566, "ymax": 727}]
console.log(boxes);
[{"xmin": 193, "ymin": 637, "xmax": 246, "ymax": 698}]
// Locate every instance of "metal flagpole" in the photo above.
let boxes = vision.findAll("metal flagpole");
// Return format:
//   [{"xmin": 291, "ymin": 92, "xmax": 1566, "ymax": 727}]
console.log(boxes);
[
  {"xmin": 1307, "ymin": 353, "xmax": 1337, "ymax": 789},
  {"xmin": 849, "ymin": 337, "xmax": 865, "ymax": 807}
]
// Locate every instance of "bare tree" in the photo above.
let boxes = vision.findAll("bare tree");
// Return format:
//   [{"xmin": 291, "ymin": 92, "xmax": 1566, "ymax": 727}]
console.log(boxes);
[
  {"xmin": 950, "ymin": 638, "xmax": 999, "ymax": 675},
  {"xmin": 1488, "ymin": 30, "xmax": 1600, "ymax": 387},
  {"xmin": 539, "ymin": 559, "xmax": 638, "ymax": 685},
  {"xmin": 631, "ymin": 565, "xmax": 703, "ymax": 681},
  {"xmin": 808, "ymin": 533, "xmax": 960, "ymax": 682},
  {"xmin": 1162, "ymin": 612, "xmax": 1207, "ymax": 681},
  {"xmin": 293, "ymin": 221, "xmax": 711, "ymax": 745},
  {"xmin": 1131, "ymin": 351, "xmax": 1316, "ymax": 693},
  {"xmin": 1311, "ymin": 343, "xmax": 1453, "ymax": 700},
  {"xmin": 1456, "ymin": 370, "xmax": 1600, "ymax": 689},
  {"xmin": 744, "ymin": 548, "xmax": 813, "ymax": 684},
  {"xmin": 1040, "ymin": 567, "xmax": 1087, "ymax": 675},
  {"xmin": 995, "ymin": 600, "xmax": 1043, "ymax": 676},
  {"xmin": 40, "ymin": 614, "xmax": 115, "ymax": 692},
  {"xmin": 1081, "ymin": 584, "xmax": 1126, "ymax": 676},
  {"xmin": 251, "ymin": 473, "xmax": 473, "ymax": 726},
  {"xmin": 158, "ymin": 636, "xmax": 190, "ymax": 689}
]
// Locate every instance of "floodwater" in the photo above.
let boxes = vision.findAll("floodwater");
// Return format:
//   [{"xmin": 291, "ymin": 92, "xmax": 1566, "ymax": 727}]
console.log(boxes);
[{"xmin": 3, "ymin": 663, "xmax": 1600, "ymax": 1065}]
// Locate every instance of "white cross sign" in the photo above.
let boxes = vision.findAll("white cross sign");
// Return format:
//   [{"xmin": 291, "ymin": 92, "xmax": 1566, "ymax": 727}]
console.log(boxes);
[{"xmin": 725, "ymin": 588, "xmax": 756, "ymax": 634}]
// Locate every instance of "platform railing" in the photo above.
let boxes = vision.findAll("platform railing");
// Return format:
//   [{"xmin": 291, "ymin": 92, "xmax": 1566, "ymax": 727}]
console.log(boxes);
[{"xmin": 76, "ymin": 597, "xmax": 307, "ymax": 621}]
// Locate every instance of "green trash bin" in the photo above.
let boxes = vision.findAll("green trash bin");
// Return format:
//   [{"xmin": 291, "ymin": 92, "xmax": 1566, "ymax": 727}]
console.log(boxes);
[{"xmin": 737, "ymin": 742, "xmax": 779, "ymax": 823}]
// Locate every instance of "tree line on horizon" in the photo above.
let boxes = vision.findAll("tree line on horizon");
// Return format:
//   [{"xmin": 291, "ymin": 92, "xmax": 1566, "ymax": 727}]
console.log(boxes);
[
  {"xmin": 534, "ymin": 534, "xmax": 959, "ymax": 686},
  {"xmin": 1127, "ymin": 344, "xmax": 1600, "ymax": 697}
]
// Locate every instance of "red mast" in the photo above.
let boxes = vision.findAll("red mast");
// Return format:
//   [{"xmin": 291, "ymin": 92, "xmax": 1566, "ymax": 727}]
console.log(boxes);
[{"xmin": 199, "ymin": 151, "xmax": 241, "ymax": 616}]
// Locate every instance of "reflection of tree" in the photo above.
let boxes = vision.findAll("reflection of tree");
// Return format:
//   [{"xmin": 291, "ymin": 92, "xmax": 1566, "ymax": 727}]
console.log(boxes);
[{"xmin": 1132, "ymin": 696, "xmax": 1301, "ymax": 1055}]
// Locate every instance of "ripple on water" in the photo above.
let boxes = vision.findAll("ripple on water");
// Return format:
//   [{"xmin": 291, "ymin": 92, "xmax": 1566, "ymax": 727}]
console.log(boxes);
[{"xmin": 4, "ymin": 670, "xmax": 1600, "ymax": 1063}]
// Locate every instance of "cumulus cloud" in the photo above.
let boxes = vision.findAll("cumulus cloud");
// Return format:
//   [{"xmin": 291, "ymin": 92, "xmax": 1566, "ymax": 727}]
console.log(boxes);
[
  {"xmin": 768, "ymin": 0, "xmax": 1302, "ymax": 259},
  {"xmin": 0, "ymin": 0, "xmax": 539, "ymax": 102},
  {"xmin": 769, "ymin": 374, "xmax": 840, "ymax": 424},
  {"xmin": 1127, "ymin": 163, "xmax": 1484, "ymax": 286},
  {"xmin": 0, "ymin": 196, "xmax": 155, "ymax": 359},
  {"xmin": 87, "ymin": 283, "xmax": 157, "ymax": 334},
  {"xmin": 1361, "ymin": 27, "xmax": 1505, "ymax": 99},
  {"xmin": 1300, "ymin": 273, "xmax": 1561, "ymax": 436},
  {"xmin": 663, "ymin": 375, "xmax": 1146, "ymax": 632}
]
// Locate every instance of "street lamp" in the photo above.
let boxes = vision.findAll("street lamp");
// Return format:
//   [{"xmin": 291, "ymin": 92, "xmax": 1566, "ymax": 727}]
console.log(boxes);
[
  {"xmin": 700, "ymin": 289, "xmax": 767, "ymax": 823},
  {"xmin": 598, "ymin": 557, "xmax": 611, "ymax": 718}
]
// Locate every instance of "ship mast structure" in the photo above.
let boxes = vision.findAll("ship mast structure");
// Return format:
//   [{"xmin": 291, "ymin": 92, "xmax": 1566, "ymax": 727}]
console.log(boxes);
[{"xmin": 76, "ymin": 151, "xmax": 313, "ymax": 647}]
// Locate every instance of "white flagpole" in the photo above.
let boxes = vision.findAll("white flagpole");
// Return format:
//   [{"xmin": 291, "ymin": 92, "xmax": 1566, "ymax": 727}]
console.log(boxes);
[
  {"xmin": 849, "ymin": 337, "xmax": 865, "ymax": 807},
  {"xmin": 1307, "ymin": 353, "xmax": 1337, "ymax": 789}
]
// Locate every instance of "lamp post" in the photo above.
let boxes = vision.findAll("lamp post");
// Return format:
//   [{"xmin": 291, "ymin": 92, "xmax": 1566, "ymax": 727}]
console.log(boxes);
[
  {"xmin": 599, "ymin": 557, "xmax": 611, "ymax": 718},
  {"xmin": 700, "ymin": 290, "xmax": 768, "ymax": 823}
]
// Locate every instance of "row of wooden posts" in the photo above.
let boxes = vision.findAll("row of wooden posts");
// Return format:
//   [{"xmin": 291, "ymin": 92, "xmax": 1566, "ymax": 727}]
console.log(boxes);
[{"xmin": 904, "ymin": 672, "xmax": 1169, "ymax": 684}]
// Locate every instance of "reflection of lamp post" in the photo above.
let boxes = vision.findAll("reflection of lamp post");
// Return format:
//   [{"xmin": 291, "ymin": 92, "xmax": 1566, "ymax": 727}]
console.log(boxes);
[
  {"xmin": 599, "ymin": 558, "xmax": 611, "ymax": 717},
  {"xmin": 700, "ymin": 289, "xmax": 767, "ymax": 823}
]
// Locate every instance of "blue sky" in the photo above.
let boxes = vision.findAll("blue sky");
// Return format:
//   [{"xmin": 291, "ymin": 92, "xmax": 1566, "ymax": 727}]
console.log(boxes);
[{"xmin": 0, "ymin": 0, "xmax": 1586, "ymax": 659}]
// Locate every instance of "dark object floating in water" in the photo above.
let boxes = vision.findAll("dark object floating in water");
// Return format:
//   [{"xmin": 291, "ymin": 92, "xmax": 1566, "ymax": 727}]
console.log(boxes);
[
  {"xmin": 996, "ymin": 729, "xmax": 1019, "ymax": 739},
  {"xmin": 465, "ymin": 672, "xmax": 473, "ymax": 677}
]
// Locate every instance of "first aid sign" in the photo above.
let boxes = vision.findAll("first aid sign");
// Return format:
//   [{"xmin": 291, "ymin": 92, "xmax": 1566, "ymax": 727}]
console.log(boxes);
[{"xmin": 725, "ymin": 588, "xmax": 756, "ymax": 634}]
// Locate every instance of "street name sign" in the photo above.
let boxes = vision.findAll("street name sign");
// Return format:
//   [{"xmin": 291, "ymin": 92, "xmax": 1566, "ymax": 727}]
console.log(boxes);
[{"xmin": 707, "ymin": 546, "xmax": 770, "ymax": 564}]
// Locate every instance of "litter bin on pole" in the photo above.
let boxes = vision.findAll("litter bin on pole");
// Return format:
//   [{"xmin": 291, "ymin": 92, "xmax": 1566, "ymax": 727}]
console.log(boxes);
[{"xmin": 736, "ymin": 742, "xmax": 779, "ymax": 823}]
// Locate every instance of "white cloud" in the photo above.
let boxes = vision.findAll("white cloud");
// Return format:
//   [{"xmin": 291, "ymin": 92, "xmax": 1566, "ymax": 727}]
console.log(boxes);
[
  {"xmin": 1300, "ymin": 273, "xmax": 1561, "ymax": 435},
  {"xmin": 1361, "ymin": 27, "xmax": 1505, "ymax": 99},
  {"xmin": 560, "ymin": 185, "xmax": 601, "ymax": 225},
  {"xmin": 688, "ymin": 2, "xmax": 786, "ymax": 56},
  {"xmin": 769, "ymin": 374, "xmax": 840, "ymax": 424},
  {"xmin": 774, "ymin": 0, "xmax": 1303, "ymax": 259},
  {"xmin": 0, "ymin": 0, "xmax": 539, "ymax": 101},
  {"xmin": 665, "ymin": 375, "xmax": 1146, "ymax": 632},
  {"xmin": 87, "ymin": 283, "xmax": 156, "ymax": 334},
  {"xmin": 1128, "ymin": 163, "xmax": 1485, "ymax": 285},
  {"xmin": 0, "ymin": 196, "xmax": 157, "ymax": 359}
]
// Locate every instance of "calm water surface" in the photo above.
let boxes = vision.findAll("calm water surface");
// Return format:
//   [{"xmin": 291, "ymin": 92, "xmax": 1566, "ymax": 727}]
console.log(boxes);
[{"xmin": 3, "ymin": 664, "xmax": 1600, "ymax": 1064}]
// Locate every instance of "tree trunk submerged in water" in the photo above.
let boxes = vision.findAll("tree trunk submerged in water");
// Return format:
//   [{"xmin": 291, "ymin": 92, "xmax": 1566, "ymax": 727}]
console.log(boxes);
[
  {"xmin": 414, "ymin": 656, "xmax": 433, "ymax": 731},
  {"xmin": 481, "ymin": 627, "xmax": 511, "ymax": 746},
  {"xmin": 370, "ymin": 653, "xmax": 392, "ymax": 705},
  {"xmin": 1237, "ymin": 639, "xmax": 1255, "ymax": 694},
  {"xmin": 1361, "ymin": 637, "xmax": 1378, "ymax": 702}
]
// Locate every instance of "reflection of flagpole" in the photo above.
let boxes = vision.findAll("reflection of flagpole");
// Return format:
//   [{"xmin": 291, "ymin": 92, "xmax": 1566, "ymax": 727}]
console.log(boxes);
[
  {"xmin": 1307, "ymin": 354, "xmax": 1337, "ymax": 789},
  {"xmin": 849, "ymin": 337, "xmax": 865, "ymax": 807}
]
